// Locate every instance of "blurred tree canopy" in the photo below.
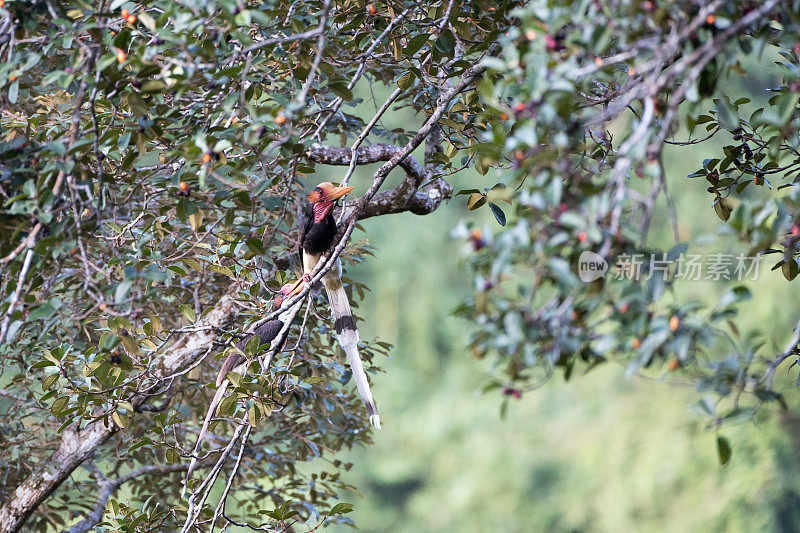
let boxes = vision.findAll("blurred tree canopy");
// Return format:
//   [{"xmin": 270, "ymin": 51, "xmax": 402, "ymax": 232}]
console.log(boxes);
[{"xmin": 1, "ymin": 0, "xmax": 800, "ymax": 531}]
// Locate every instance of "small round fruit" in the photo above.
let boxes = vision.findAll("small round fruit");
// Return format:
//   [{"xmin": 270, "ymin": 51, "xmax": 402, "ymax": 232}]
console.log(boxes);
[
  {"xmin": 116, "ymin": 49, "xmax": 126, "ymax": 63},
  {"xmin": 127, "ymin": 14, "xmax": 136, "ymax": 24},
  {"xmin": 275, "ymin": 114, "xmax": 287, "ymax": 125},
  {"xmin": 499, "ymin": 112, "xmax": 509, "ymax": 121},
  {"xmin": 632, "ymin": 338, "xmax": 641, "ymax": 350},
  {"xmin": 668, "ymin": 359, "xmax": 681, "ymax": 371},
  {"xmin": 202, "ymin": 153, "xmax": 212, "ymax": 164},
  {"xmin": 231, "ymin": 116, "xmax": 239, "ymax": 124},
  {"xmin": 121, "ymin": 8, "xmax": 130, "ymax": 18},
  {"xmin": 706, "ymin": 14, "xmax": 715, "ymax": 25},
  {"xmin": 577, "ymin": 231, "xmax": 587, "ymax": 243},
  {"xmin": 9, "ymin": 75, "xmax": 18, "ymax": 82},
  {"xmin": 367, "ymin": 4, "xmax": 376, "ymax": 14},
  {"xmin": 669, "ymin": 315, "xmax": 679, "ymax": 332},
  {"xmin": 179, "ymin": 181, "xmax": 188, "ymax": 191}
]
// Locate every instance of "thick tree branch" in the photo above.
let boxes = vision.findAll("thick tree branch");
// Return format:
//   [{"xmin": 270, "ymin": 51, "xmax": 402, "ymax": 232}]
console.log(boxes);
[
  {"xmin": 0, "ymin": 294, "xmax": 241, "ymax": 533},
  {"xmin": 248, "ymin": 62, "xmax": 487, "ymax": 335},
  {"xmin": 306, "ymin": 142, "xmax": 452, "ymax": 219}
]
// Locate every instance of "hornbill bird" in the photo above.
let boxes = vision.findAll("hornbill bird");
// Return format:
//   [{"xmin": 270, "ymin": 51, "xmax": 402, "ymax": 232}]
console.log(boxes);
[
  {"xmin": 299, "ymin": 181, "xmax": 380, "ymax": 428},
  {"xmin": 182, "ymin": 279, "xmax": 304, "ymax": 496}
]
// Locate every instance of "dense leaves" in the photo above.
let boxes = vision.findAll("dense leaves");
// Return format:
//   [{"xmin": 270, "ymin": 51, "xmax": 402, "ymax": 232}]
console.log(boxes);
[
  {"xmin": 452, "ymin": 0, "xmax": 800, "ymax": 447},
  {"xmin": 0, "ymin": 0, "xmax": 510, "ymax": 530},
  {"xmin": 3, "ymin": 0, "xmax": 800, "ymax": 531}
]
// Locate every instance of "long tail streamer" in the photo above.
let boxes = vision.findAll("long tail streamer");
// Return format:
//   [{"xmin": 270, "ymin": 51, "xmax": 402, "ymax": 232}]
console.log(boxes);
[{"xmin": 322, "ymin": 261, "xmax": 380, "ymax": 428}]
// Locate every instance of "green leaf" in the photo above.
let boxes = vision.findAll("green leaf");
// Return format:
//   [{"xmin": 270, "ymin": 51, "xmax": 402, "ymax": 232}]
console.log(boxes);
[
  {"xmin": 218, "ymin": 394, "xmax": 237, "ymax": 416},
  {"xmin": 716, "ymin": 435, "xmax": 732, "ymax": 465},
  {"xmin": 51, "ymin": 396, "xmax": 69, "ymax": 416},
  {"xmin": 488, "ymin": 202, "xmax": 506, "ymax": 226},
  {"xmin": 137, "ymin": 11, "xmax": 156, "ymax": 32},
  {"xmin": 434, "ymin": 32, "xmax": 455, "ymax": 53},
  {"xmin": 121, "ymin": 334, "xmax": 140, "ymax": 356},
  {"xmin": 8, "ymin": 81, "xmax": 19, "ymax": 104},
  {"xmin": 713, "ymin": 97, "xmax": 740, "ymax": 132},
  {"xmin": 397, "ymin": 71, "xmax": 414, "ymax": 91},
  {"xmin": 209, "ymin": 264, "xmax": 234, "ymax": 278},
  {"xmin": 713, "ymin": 199, "xmax": 732, "ymax": 222},
  {"xmin": 404, "ymin": 34, "xmax": 429, "ymax": 56},
  {"xmin": 466, "ymin": 193, "xmax": 486, "ymax": 210},
  {"xmin": 179, "ymin": 304, "xmax": 196, "ymax": 323},
  {"xmin": 328, "ymin": 82, "xmax": 353, "ymax": 101},
  {"xmin": 112, "ymin": 411, "xmax": 129, "ymax": 429},
  {"xmin": 115, "ymin": 281, "xmax": 133, "ymax": 304},
  {"xmin": 42, "ymin": 374, "xmax": 59, "ymax": 391},
  {"xmin": 782, "ymin": 260, "xmax": 799, "ymax": 281},
  {"xmin": 330, "ymin": 503, "xmax": 354, "ymax": 515}
]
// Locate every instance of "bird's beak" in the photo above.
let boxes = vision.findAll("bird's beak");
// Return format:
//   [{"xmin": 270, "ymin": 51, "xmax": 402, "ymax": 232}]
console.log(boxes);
[{"xmin": 327, "ymin": 185, "xmax": 354, "ymax": 201}]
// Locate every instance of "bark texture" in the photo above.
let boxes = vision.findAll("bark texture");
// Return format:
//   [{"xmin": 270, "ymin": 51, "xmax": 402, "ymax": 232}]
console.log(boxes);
[
  {"xmin": 0, "ymin": 294, "xmax": 240, "ymax": 533},
  {"xmin": 306, "ymin": 142, "xmax": 452, "ymax": 219}
]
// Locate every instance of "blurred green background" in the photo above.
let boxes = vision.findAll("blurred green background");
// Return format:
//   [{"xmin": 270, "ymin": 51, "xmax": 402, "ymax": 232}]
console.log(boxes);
[{"xmin": 318, "ymin": 73, "xmax": 800, "ymax": 532}]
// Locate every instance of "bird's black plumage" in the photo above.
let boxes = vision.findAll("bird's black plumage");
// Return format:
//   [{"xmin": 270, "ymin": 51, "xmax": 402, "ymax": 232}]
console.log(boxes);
[
  {"xmin": 235, "ymin": 319, "xmax": 285, "ymax": 351},
  {"xmin": 297, "ymin": 202, "xmax": 337, "ymax": 260},
  {"xmin": 217, "ymin": 319, "xmax": 285, "ymax": 386}
]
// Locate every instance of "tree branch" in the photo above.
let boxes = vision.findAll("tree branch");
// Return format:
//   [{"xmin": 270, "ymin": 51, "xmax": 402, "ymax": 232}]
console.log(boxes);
[
  {"xmin": 306, "ymin": 141, "xmax": 452, "ymax": 219},
  {"xmin": 0, "ymin": 294, "xmax": 241, "ymax": 533},
  {"xmin": 66, "ymin": 461, "xmax": 212, "ymax": 533}
]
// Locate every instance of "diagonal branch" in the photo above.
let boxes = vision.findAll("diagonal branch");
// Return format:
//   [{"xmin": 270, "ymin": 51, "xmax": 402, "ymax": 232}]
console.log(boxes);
[
  {"xmin": 0, "ymin": 294, "xmax": 241, "ymax": 533},
  {"xmin": 66, "ymin": 460, "xmax": 214, "ymax": 533},
  {"xmin": 245, "ymin": 62, "xmax": 486, "ymax": 340}
]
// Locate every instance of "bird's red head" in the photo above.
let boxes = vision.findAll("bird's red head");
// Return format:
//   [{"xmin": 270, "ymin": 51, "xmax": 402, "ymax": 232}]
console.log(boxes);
[
  {"xmin": 307, "ymin": 182, "xmax": 354, "ymax": 222},
  {"xmin": 272, "ymin": 279, "xmax": 304, "ymax": 309}
]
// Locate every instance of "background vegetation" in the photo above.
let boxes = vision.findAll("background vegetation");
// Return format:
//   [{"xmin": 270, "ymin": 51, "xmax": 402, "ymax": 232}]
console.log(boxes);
[
  {"xmin": 322, "ymin": 109, "xmax": 800, "ymax": 531},
  {"xmin": 3, "ymin": 0, "xmax": 800, "ymax": 531}
]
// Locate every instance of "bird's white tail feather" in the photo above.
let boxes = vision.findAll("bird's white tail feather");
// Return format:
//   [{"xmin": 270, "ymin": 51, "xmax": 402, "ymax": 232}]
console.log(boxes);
[
  {"xmin": 322, "ymin": 270, "xmax": 380, "ymax": 429},
  {"xmin": 182, "ymin": 380, "xmax": 229, "ymax": 497},
  {"xmin": 342, "ymin": 341, "xmax": 380, "ymax": 428}
]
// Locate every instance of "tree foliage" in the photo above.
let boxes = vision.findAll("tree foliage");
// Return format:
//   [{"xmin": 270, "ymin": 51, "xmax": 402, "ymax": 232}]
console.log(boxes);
[{"xmin": 1, "ymin": 0, "xmax": 800, "ymax": 531}]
